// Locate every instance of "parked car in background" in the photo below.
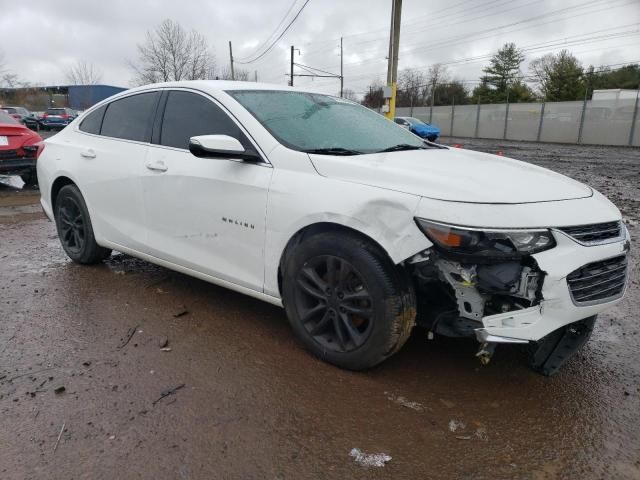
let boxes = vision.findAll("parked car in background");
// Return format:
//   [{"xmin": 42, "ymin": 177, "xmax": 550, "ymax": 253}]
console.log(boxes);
[
  {"xmin": 0, "ymin": 109, "xmax": 43, "ymax": 186},
  {"xmin": 394, "ymin": 116, "xmax": 440, "ymax": 141},
  {"xmin": 40, "ymin": 107, "xmax": 77, "ymax": 130},
  {"xmin": 38, "ymin": 81, "xmax": 630, "ymax": 376},
  {"xmin": 1, "ymin": 106, "xmax": 41, "ymax": 131}
]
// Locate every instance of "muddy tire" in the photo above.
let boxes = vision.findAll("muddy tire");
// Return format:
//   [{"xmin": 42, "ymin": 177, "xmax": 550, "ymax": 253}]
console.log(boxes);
[
  {"xmin": 528, "ymin": 316, "xmax": 597, "ymax": 376},
  {"xmin": 54, "ymin": 184, "xmax": 111, "ymax": 264},
  {"xmin": 282, "ymin": 231, "xmax": 416, "ymax": 370}
]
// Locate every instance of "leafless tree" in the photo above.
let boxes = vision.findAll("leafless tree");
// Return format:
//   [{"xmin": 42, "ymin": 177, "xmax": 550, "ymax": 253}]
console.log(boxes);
[
  {"xmin": 217, "ymin": 66, "xmax": 250, "ymax": 81},
  {"xmin": 0, "ymin": 50, "xmax": 20, "ymax": 88},
  {"xmin": 424, "ymin": 64, "xmax": 449, "ymax": 105},
  {"xmin": 342, "ymin": 88, "xmax": 358, "ymax": 101},
  {"xmin": 130, "ymin": 19, "xmax": 215, "ymax": 85},
  {"xmin": 64, "ymin": 60, "xmax": 103, "ymax": 85},
  {"xmin": 398, "ymin": 68, "xmax": 426, "ymax": 114}
]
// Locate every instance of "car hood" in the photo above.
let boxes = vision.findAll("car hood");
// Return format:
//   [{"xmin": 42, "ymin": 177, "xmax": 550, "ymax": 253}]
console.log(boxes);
[{"xmin": 309, "ymin": 147, "xmax": 592, "ymax": 204}]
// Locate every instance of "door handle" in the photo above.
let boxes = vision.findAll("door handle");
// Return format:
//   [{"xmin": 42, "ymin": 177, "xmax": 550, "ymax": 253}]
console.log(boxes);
[
  {"xmin": 80, "ymin": 149, "xmax": 96, "ymax": 159},
  {"xmin": 145, "ymin": 160, "xmax": 168, "ymax": 172}
]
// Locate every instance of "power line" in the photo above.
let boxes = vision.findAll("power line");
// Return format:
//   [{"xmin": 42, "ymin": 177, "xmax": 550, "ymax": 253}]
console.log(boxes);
[
  {"xmin": 235, "ymin": 0, "xmax": 300, "ymax": 61},
  {"xmin": 303, "ymin": 0, "xmax": 636, "ymax": 82},
  {"xmin": 235, "ymin": 0, "xmax": 312, "ymax": 64}
]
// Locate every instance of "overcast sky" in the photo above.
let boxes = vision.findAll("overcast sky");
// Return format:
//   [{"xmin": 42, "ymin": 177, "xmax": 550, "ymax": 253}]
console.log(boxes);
[{"xmin": 1, "ymin": 0, "xmax": 639, "ymax": 96}]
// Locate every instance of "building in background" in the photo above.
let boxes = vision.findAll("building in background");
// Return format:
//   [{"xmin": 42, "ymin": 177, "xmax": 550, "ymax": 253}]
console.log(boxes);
[{"xmin": 0, "ymin": 84, "xmax": 127, "ymax": 112}]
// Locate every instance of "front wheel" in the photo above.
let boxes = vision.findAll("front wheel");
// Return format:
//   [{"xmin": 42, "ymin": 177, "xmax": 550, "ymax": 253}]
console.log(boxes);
[
  {"xmin": 54, "ymin": 184, "xmax": 111, "ymax": 264},
  {"xmin": 282, "ymin": 231, "xmax": 416, "ymax": 370}
]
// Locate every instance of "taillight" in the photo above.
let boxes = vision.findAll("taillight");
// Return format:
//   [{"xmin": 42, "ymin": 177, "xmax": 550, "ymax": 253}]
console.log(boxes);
[
  {"xmin": 11, "ymin": 114, "xmax": 21, "ymax": 120},
  {"xmin": 22, "ymin": 142, "xmax": 45, "ymax": 160},
  {"xmin": 42, "ymin": 113, "xmax": 48, "ymax": 118},
  {"xmin": 61, "ymin": 114, "xmax": 70, "ymax": 119}
]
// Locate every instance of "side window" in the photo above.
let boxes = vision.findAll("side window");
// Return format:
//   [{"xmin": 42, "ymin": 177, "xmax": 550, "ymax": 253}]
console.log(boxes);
[
  {"xmin": 79, "ymin": 105, "xmax": 107, "ymax": 134},
  {"xmin": 101, "ymin": 92, "xmax": 160, "ymax": 142},
  {"xmin": 394, "ymin": 119, "xmax": 402, "ymax": 124},
  {"xmin": 159, "ymin": 91, "xmax": 246, "ymax": 150}
]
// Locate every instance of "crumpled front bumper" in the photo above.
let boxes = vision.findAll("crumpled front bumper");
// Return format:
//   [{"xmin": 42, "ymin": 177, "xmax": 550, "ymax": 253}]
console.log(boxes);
[{"xmin": 475, "ymin": 227, "xmax": 631, "ymax": 343}]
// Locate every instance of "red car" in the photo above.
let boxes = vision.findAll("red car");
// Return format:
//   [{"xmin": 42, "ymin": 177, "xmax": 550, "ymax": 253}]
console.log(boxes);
[{"xmin": 0, "ymin": 109, "xmax": 44, "ymax": 186}]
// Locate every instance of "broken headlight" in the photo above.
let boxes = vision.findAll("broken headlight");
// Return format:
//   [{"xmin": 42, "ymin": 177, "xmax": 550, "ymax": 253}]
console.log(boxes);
[{"xmin": 415, "ymin": 219, "xmax": 555, "ymax": 258}]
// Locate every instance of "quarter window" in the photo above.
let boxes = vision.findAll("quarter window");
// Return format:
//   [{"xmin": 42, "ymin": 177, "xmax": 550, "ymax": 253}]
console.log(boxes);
[
  {"xmin": 159, "ymin": 91, "xmax": 245, "ymax": 149},
  {"xmin": 101, "ymin": 92, "xmax": 160, "ymax": 142},
  {"xmin": 79, "ymin": 105, "xmax": 107, "ymax": 135}
]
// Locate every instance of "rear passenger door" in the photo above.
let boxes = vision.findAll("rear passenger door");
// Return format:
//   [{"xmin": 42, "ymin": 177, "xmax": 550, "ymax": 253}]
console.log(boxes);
[
  {"xmin": 77, "ymin": 91, "xmax": 160, "ymax": 251},
  {"xmin": 142, "ymin": 89, "xmax": 273, "ymax": 293}
]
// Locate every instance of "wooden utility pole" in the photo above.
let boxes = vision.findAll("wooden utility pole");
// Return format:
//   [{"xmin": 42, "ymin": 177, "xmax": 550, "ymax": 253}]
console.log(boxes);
[
  {"xmin": 385, "ymin": 0, "xmax": 402, "ymax": 120},
  {"xmin": 340, "ymin": 37, "xmax": 344, "ymax": 97},
  {"xmin": 228, "ymin": 41, "xmax": 235, "ymax": 81},
  {"xmin": 290, "ymin": 46, "xmax": 295, "ymax": 86}
]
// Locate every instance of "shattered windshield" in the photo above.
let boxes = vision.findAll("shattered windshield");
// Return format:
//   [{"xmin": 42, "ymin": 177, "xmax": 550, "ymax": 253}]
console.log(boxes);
[{"xmin": 227, "ymin": 90, "xmax": 424, "ymax": 154}]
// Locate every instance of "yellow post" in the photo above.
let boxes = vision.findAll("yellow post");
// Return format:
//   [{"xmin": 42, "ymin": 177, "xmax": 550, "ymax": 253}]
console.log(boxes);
[{"xmin": 385, "ymin": 82, "xmax": 397, "ymax": 120}]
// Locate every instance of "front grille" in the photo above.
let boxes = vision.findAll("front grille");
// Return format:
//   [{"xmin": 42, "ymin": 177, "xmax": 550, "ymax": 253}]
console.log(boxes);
[
  {"xmin": 567, "ymin": 255, "xmax": 628, "ymax": 304},
  {"xmin": 559, "ymin": 221, "xmax": 622, "ymax": 244},
  {"xmin": 0, "ymin": 149, "xmax": 19, "ymax": 160}
]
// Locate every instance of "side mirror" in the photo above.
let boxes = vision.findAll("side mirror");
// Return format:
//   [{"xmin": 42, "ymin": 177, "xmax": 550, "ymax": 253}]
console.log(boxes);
[{"xmin": 189, "ymin": 134, "xmax": 261, "ymax": 162}]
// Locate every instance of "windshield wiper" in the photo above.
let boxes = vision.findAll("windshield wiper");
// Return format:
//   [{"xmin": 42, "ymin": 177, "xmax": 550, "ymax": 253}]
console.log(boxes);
[
  {"xmin": 378, "ymin": 144, "xmax": 426, "ymax": 153},
  {"xmin": 303, "ymin": 147, "xmax": 363, "ymax": 156}
]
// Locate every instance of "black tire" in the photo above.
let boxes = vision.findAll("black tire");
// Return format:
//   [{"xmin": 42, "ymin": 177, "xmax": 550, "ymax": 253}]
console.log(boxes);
[
  {"xmin": 282, "ymin": 231, "xmax": 416, "ymax": 370},
  {"xmin": 427, "ymin": 135, "xmax": 438, "ymax": 142},
  {"xmin": 528, "ymin": 316, "xmax": 596, "ymax": 376},
  {"xmin": 54, "ymin": 184, "xmax": 111, "ymax": 264},
  {"xmin": 20, "ymin": 169, "xmax": 38, "ymax": 187}
]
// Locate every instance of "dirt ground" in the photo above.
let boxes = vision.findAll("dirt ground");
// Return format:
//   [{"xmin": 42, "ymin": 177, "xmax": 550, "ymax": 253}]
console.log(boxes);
[{"xmin": 1, "ymin": 138, "xmax": 639, "ymax": 480}]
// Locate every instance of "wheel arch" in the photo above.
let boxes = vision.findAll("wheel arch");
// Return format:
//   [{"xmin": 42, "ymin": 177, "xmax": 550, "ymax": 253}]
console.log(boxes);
[
  {"xmin": 50, "ymin": 175, "xmax": 77, "ymax": 209},
  {"xmin": 277, "ymin": 222, "xmax": 398, "ymax": 298}
]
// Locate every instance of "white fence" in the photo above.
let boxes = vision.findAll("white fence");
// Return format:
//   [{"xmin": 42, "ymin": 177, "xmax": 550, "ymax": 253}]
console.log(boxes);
[{"xmin": 396, "ymin": 96, "xmax": 640, "ymax": 146}]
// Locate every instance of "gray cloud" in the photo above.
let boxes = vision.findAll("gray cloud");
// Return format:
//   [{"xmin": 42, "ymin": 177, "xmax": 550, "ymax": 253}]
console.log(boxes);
[{"xmin": 1, "ymin": 0, "xmax": 638, "ymax": 95}]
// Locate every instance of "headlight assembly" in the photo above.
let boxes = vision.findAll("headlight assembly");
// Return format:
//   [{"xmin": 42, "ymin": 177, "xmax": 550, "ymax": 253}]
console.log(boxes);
[{"xmin": 415, "ymin": 218, "xmax": 555, "ymax": 258}]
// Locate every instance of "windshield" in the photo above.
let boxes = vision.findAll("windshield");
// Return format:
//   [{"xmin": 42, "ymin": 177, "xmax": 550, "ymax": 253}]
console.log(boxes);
[
  {"xmin": 406, "ymin": 117, "xmax": 426, "ymax": 125},
  {"xmin": 2, "ymin": 108, "xmax": 17, "ymax": 114},
  {"xmin": 227, "ymin": 90, "xmax": 424, "ymax": 154}
]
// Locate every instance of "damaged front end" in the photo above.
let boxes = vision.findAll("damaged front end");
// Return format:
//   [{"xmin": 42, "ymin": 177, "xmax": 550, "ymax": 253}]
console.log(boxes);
[{"xmin": 407, "ymin": 219, "xmax": 553, "ymax": 364}]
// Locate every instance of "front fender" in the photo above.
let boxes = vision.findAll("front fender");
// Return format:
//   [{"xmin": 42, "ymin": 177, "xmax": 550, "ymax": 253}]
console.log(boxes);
[{"xmin": 263, "ymin": 169, "xmax": 432, "ymax": 298}]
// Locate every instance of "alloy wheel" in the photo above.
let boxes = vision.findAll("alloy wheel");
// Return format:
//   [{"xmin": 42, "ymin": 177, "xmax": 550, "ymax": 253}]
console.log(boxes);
[
  {"xmin": 58, "ymin": 196, "xmax": 86, "ymax": 254},
  {"xmin": 294, "ymin": 255, "xmax": 374, "ymax": 352}
]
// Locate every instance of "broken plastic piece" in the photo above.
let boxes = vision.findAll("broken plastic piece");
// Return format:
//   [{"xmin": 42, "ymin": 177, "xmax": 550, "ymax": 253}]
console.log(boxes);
[{"xmin": 349, "ymin": 448, "xmax": 392, "ymax": 467}]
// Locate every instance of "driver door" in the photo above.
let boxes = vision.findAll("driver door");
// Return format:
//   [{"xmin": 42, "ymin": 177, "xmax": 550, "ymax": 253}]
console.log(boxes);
[{"xmin": 141, "ymin": 89, "xmax": 273, "ymax": 292}]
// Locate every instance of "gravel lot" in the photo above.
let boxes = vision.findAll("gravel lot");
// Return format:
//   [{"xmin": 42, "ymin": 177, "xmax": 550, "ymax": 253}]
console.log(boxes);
[{"xmin": 1, "ymin": 137, "xmax": 639, "ymax": 479}]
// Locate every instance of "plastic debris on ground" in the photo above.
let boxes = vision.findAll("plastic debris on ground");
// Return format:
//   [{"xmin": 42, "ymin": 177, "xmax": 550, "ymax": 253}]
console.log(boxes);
[
  {"xmin": 448, "ymin": 419, "xmax": 466, "ymax": 432},
  {"xmin": 384, "ymin": 391, "xmax": 425, "ymax": 412},
  {"xmin": 349, "ymin": 448, "xmax": 392, "ymax": 467}
]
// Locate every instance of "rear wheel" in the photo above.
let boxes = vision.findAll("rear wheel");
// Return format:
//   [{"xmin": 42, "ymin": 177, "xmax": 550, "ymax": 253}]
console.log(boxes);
[
  {"xmin": 282, "ymin": 231, "xmax": 416, "ymax": 370},
  {"xmin": 54, "ymin": 184, "xmax": 111, "ymax": 264}
]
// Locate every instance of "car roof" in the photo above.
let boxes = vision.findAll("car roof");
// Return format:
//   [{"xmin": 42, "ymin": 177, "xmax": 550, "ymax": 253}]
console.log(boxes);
[{"xmin": 124, "ymin": 80, "xmax": 326, "ymax": 96}]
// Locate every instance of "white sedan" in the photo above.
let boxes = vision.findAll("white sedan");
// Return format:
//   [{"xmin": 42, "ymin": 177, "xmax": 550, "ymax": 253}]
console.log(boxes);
[{"xmin": 37, "ymin": 81, "xmax": 630, "ymax": 375}]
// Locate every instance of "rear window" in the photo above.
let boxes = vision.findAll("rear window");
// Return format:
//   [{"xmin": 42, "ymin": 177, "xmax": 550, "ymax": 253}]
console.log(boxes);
[
  {"xmin": 101, "ymin": 92, "xmax": 160, "ymax": 142},
  {"xmin": 46, "ymin": 108, "xmax": 66, "ymax": 115},
  {"xmin": 79, "ymin": 105, "xmax": 107, "ymax": 135},
  {"xmin": 0, "ymin": 110, "xmax": 19, "ymax": 124}
]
